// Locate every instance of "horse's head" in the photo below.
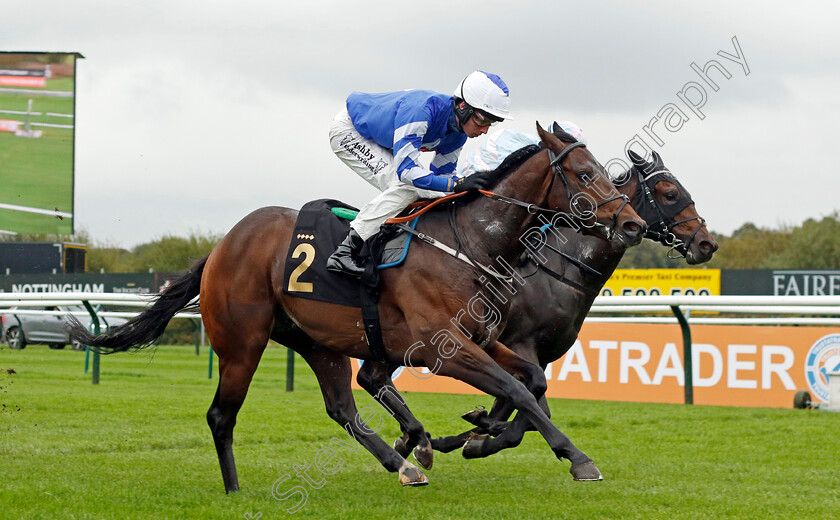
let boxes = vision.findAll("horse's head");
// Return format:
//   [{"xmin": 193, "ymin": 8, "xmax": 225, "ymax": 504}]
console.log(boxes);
[
  {"xmin": 623, "ymin": 150, "xmax": 718, "ymax": 264},
  {"xmin": 537, "ymin": 123, "xmax": 646, "ymax": 250}
]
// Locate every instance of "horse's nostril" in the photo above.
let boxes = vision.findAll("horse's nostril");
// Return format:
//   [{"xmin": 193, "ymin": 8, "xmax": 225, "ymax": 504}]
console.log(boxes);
[
  {"xmin": 622, "ymin": 220, "xmax": 644, "ymax": 237},
  {"xmin": 700, "ymin": 240, "xmax": 719, "ymax": 253}
]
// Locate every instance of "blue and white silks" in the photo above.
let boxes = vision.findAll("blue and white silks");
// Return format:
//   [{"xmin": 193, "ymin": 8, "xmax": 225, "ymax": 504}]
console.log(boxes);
[{"xmin": 347, "ymin": 90, "xmax": 466, "ymax": 192}]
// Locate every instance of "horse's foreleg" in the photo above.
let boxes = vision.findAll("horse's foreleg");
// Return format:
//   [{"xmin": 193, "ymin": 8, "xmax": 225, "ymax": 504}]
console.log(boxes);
[
  {"xmin": 302, "ymin": 347, "xmax": 428, "ymax": 486},
  {"xmin": 436, "ymin": 342, "xmax": 602, "ymax": 481},
  {"xmin": 454, "ymin": 340, "xmax": 546, "ymax": 436},
  {"xmin": 461, "ymin": 341, "xmax": 553, "ymax": 458},
  {"xmin": 356, "ymin": 361, "xmax": 434, "ymax": 469}
]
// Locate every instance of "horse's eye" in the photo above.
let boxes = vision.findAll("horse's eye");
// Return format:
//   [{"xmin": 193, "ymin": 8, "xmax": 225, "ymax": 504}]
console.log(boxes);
[{"xmin": 665, "ymin": 191, "xmax": 678, "ymax": 201}]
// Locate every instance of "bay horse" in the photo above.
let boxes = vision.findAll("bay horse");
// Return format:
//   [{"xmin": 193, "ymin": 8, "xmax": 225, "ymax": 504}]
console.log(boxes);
[
  {"xmin": 69, "ymin": 124, "xmax": 646, "ymax": 492},
  {"xmin": 396, "ymin": 148, "xmax": 719, "ymax": 457}
]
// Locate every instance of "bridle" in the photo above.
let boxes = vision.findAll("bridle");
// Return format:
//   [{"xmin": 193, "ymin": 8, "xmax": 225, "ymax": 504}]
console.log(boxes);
[
  {"xmin": 549, "ymin": 143, "xmax": 631, "ymax": 241},
  {"xmin": 635, "ymin": 168, "xmax": 706, "ymax": 259},
  {"xmin": 439, "ymin": 141, "xmax": 633, "ymax": 285},
  {"xmin": 478, "ymin": 142, "xmax": 631, "ymax": 241}
]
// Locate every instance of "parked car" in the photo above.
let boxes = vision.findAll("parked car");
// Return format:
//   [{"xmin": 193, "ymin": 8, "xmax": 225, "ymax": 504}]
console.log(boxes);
[{"xmin": 1, "ymin": 305, "xmax": 128, "ymax": 351}]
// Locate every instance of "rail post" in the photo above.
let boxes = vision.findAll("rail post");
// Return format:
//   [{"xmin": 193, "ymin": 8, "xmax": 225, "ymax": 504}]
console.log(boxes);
[
  {"xmin": 82, "ymin": 300, "xmax": 101, "ymax": 385},
  {"xmin": 286, "ymin": 348, "xmax": 295, "ymax": 392},
  {"xmin": 192, "ymin": 318, "xmax": 200, "ymax": 355},
  {"xmin": 670, "ymin": 305, "xmax": 693, "ymax": 405}
]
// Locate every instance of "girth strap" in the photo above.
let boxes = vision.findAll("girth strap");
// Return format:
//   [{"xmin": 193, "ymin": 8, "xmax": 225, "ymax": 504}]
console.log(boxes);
[{"xmin": 359, "ymin": 263, "xmax": 388, "ymax": 363}]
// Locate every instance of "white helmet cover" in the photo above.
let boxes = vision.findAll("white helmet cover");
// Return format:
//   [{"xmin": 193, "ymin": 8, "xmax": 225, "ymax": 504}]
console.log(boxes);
[
  {"xmin": 548, "ymin": 120, "xmax": 588, "ymax": 145},
  {"xmin": 454, "ymin": 71, "xmax": 512, "ymax": 120}
]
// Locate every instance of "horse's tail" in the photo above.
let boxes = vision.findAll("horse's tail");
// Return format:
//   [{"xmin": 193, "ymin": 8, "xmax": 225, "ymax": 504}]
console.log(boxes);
[{"xmin": 68, "ymin": 256, "xmax": 208, "ymax": 354}]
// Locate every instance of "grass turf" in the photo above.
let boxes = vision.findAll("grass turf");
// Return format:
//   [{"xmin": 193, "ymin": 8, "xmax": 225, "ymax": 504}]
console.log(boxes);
[{"xmin": 1, "ymin": 344, "xmax": 838, "ymax": 519}]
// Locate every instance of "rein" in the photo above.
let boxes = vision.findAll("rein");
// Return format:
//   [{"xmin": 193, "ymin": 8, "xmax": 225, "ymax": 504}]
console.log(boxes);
[
  {"xmin": 385, "ymin": 191, "xmax": 467, "ymax": 224},
  {"xmin": 530, "ymin": 256, "xmax": 601, "ymax": 297}
]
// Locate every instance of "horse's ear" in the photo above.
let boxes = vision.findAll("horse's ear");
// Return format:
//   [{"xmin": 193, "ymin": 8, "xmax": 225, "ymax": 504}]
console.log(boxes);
[
  {"xmin": 651, "ymin": 150, "xmax": 666, "ymax": 168},
  {"xmin": 627, "ymin": 149, "xmax": 647, "ymax": 167},
  {"xmin": 536, "ymin": 121, "xmax": 554, "ymax": 145}
]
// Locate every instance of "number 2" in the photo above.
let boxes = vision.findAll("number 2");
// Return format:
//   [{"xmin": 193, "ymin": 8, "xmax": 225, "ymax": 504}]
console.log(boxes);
[{"xmin": 288, "ymin": 243, "xmax": 315, "ymax": 293}]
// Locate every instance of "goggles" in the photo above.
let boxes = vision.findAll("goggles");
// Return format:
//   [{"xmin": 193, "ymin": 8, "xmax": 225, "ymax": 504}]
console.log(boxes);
[{"xmin": 471, "ymin": 110, "xmax": 502, "ymax": 128}]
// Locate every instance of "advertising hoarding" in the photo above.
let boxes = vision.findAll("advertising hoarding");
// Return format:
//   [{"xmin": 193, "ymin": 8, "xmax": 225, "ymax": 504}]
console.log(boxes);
[{"xmin": 352, "ymin": 323, "xmax": 839, "ymax": 408}]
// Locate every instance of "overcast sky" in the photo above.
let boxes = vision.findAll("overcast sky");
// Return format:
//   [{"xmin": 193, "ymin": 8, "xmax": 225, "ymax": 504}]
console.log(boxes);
[{"xmin": 4, "ymin": 0, "xmax": 839, "ymax": 249}]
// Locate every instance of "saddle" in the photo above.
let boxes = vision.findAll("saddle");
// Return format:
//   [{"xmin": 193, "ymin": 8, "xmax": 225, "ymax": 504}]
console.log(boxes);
[
  {"xmin": 282, "ymin": 199, "xmax": 423, "ymax": 362},
  {"xmin": 282, "ymin": 199, "xmax": 421, "ymax": 307}
]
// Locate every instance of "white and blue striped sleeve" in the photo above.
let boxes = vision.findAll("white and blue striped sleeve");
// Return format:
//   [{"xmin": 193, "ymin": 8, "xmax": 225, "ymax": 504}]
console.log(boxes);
[
  {"xmin": 430, "ymin": 149, "xmax": 460, "ymax": 175},
  {"xmin": 392, "ymin": 105, "xmax": 454, "ymax": 192}
]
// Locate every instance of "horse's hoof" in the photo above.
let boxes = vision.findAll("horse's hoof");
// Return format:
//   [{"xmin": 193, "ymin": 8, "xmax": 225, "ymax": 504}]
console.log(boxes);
[
  {"xmin": 398, "ymin": 461, "xmax": 429, "ymax": 487},
  {"xmin": 461, "ymin": 433, "xmax": 489, "ymax": 459},
  {"xmin": 393, "ymin": 435, "xmax": 411, "ymax": 458},
  {"xmin": 413, "ymin": 443, "xmax": 434, "ymax": 470},
  {"xmin": 570, "ymin": 461, "xmax": 603, "ymax": 481},
  {"xmin": 461, "ymin": 407, "xmax": 487, "ymax": 425}
]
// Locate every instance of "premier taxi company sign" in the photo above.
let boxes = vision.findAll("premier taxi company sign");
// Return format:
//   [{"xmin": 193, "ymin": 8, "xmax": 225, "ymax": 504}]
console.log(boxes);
[{"xmin": 600, "ymin": 269, "xmax": 720, "ymax": 296}]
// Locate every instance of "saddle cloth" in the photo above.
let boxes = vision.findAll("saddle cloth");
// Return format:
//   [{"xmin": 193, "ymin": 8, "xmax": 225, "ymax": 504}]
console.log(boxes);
[{"xmin": 282, "ymin": 199, "xmax": 415, "ymax": 308}]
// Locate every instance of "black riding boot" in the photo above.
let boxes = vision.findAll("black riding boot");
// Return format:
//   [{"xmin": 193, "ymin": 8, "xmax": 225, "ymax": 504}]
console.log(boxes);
[{"xmin": 326, "ymin": 229, "xmax": 366, "ymax": 277}]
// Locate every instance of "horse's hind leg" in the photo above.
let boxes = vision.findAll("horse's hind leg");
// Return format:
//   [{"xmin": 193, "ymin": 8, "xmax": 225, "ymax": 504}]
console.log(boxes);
[
  {"xmin": 299, "ymin": 346, "xmax": 428, "ymax": 486},
  {"xmin": 430, "ymin": 398, "xmax": 516, "ymax": 454},
  {"xmin": 205, "ymin": 297, "xmax": 273, "ymax": 493},
  {"xmin": 356, "ymin": 361, "xmax": 434, "ymax": 469},
  {"xmin": 206, "ymin": 343, "xmax": 266, "ymax": 493}
]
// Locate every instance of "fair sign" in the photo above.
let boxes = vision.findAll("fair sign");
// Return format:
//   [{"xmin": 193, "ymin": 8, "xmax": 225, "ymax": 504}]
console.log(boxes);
[{"xmin": 352, "ymin": 324, "xmax": 840, "ymax": 408}]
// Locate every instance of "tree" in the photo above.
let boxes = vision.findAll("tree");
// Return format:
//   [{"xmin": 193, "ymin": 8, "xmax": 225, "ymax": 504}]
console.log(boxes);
[
  {"xmin": 616, "ymin": 240, "xmax": 684, "ymax": 269},
  {"xmin": 764, "ymin": 212, "xmax": 840, "ymax": 268},
  {"xmin": 705, "ymin": 223, "xmax": 792, "ymax": 269},
  {"xmin": 131, "ymin": 232, "xmax": 222, "ymax": 273}
]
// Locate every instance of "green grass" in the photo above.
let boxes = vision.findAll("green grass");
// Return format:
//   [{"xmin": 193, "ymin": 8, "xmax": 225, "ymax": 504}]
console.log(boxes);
[
  {"xmin": 1, "ymin": 344, "xmax": 838, "ymax": 519},
  {"xmin": 0, "ymin": 79, "xmax": 76, "ymax": 234}
]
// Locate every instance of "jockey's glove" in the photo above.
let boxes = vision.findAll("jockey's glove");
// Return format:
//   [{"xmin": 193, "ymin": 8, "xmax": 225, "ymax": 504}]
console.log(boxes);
[{"xmin": 453, "ymin": 174, "xmax": 492, "ymax": 193}]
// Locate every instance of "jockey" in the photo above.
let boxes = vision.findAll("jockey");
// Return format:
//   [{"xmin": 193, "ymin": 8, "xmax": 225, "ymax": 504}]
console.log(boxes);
[
  {"xmin": 326, "ymin": 71, "xmax": 512, "ymax": 277},
  {"xmin": 457, "ymin": 121, "xmax": 588, "ymax": 177}
]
